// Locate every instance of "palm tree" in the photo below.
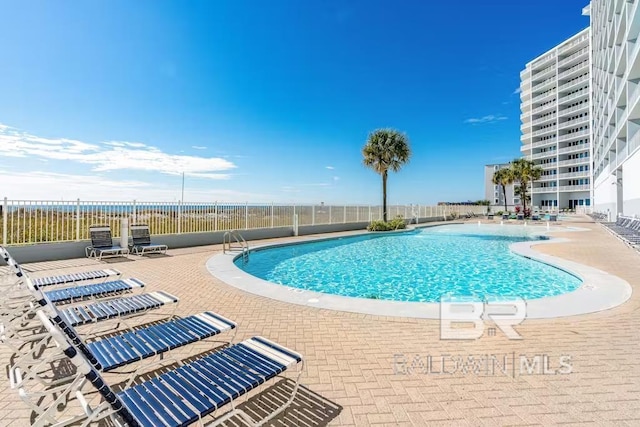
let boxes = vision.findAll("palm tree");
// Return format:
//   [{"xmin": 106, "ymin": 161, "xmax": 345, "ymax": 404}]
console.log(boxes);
[
  {"xmin": 492, "ymin": 168, "xmax": 514, "ymax": 213},
  {"xmin": 510, "ymin": 158, "xmax": 543, "ymax": 215},
  {"xmin": 362, "ymin": 129, "xmax": 411, "ymax": 222}
]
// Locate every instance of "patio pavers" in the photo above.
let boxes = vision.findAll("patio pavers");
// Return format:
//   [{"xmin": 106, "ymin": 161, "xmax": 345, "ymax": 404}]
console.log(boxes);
[{"xmin": 1, "ymin": 218, "xmax": 639, "ymax": 425}]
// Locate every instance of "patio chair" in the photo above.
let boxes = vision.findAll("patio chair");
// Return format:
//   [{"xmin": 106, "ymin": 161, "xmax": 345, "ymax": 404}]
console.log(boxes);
[
  {"xmin": 10, "ymin": 307, "xmax": 236, "ymax": 390},
  {"xmin": 2, "ymin": 244, "xmax": 122, "ymax": 287},
  {"xmin": 33, "ymin": 309, "xmax": 304, "ymax": 427},
  {"xmin": 516, "ymin": 213, "xmax": 524, "ymax": 220},
  {"xmin": 130, "ymin": 224, "xmax": 168, "ymax": 256},
  {"xmin": 502, "ymin": 214, "xmax": 509, "ymax": 220},
  {"xmin": 86, "ymin": 225, "xmax": 129, "ymax": 260}
]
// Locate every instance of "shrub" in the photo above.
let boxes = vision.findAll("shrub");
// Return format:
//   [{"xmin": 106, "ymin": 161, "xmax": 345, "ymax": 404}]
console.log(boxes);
[
  {"xmin": 367, "ymin": 216, "xmax": 407, "ymax": 231},
  {"xmin": 367, "ymin": 220, "xmax": 391, "ymax": 231},
  {"xmin": 388, "ymin": 216, "xmax": 407, "ymax": 230},
  {"xmin": 496, "ymin": 211, "xmax": 504, "ymax": 216}
]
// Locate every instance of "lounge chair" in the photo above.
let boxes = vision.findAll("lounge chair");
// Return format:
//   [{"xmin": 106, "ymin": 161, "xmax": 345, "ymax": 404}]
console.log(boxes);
[
  {"xmin": 86, "ymin": 225, "xmax": 129, "ymax": 260},
  {"xmin": 502, "ymin": 214, "xmax": 509, "ymax": 220},
  {"xmin": 34, "ymin": 310, "xmax": 304, "ymax": 427},
  {"xmin": 531, "ymin": 214, "xmax": 540, "ymax": 221},
  {"xmin": 130, "ymin": 224, "xmax": 168, "ymax": 255},
  {"xmin": 487, "ymin": 213, "xmax": 494, "ymax": 220},
  {"xmin": 516, "ymin": 213, "xmax": 524, "ymax": 220},
  {"xmin": 2, "ymin": 245, "xmax": 122, "ymax": 287}
]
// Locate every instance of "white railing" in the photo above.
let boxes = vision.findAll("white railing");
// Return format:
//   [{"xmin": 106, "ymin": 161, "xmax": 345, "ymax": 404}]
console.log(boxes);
[
  {"xmin": 558, "ymin": 115, "xmax": 589, "ymax": 129},
  {"xmin": 557, "ymin": 171, "xmax": 590, "ymax": 179},
  {"xmin": 557, "ymin": 47, "xmax": 589, "ymax": 67},
  {"xmin": 0, "ymin": 199, "xmax": 490, "ymax": 246},
  {"xmin": 532, "ymin": 113, "xmax": 556, "ymax": 126},
  {"xmin": 558, "ymin": 130, "xmax": 590, "ymax": 142},
  {"xmin": 558, "ymin": 103, "xmax": 588, "ymax": 117},
  {"xmin": 532, "ymin": 102, "xmax": 556, "ymax": 114},
  {"xmin": 558, "ymin": 184, "xmax": 590, "ymax": 191},
  {"xmin": 531, "ymin": 187, "xmax": 557, "ymax": 193},
  {"xmin": 532, "ymin": 127, "xmax": 556, "ymax": 137},
  {"xmin": 558, "ymin": 143, "xmax": 590, "ymax": 155},
  {"xmin": 558, "ymin": 33, "xmax": 588, "ymax": 54},
  {"xmin": 530, "ymin": 151, "xmax": 557, "ymax": 160},
  {"xmin": 557, "ymin": 60, "xmax": 589, "ymax": 80},
  {"xmin": 557, "ymin": 157, "xmax": 589, "ymax": 167}
]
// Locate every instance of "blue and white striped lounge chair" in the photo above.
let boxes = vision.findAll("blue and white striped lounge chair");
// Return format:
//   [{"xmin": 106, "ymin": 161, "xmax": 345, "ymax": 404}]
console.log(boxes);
[
  {"xmin": 54, "ymin": 310, "xmax": 236, "ymax": 372},
  {"xmin": 36, "ymin": 310, "xmax": 304, "ymax": 427},
  {"xmin": 10, "ymin": 309, "xmax": 236, "ymax": 390},
  {"xmin": 130, "ymin": 224, "xmax": 168, "ymax": 255},
  {"xmin": 86, "ymin": 225, "xmax": 129, "ymax": 260},
  {"xmin": 42, "ymin": 278, "xmax": 145, "ymax": 304},
  {"xmin": 1, "ymin": 244, "xmax": 122, "ymax": 287}
]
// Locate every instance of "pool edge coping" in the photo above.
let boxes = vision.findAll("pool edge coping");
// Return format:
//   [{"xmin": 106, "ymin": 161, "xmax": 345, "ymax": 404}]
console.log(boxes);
[{"xmin": 205, "ymin": 225, "xmax": 633, "ymax": 320}]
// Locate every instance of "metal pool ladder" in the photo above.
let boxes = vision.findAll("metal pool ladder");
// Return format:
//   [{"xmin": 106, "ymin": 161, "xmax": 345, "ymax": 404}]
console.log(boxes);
[{"xmin": 223, "ymin": 230, "xmax": 249, "ymax": 263}]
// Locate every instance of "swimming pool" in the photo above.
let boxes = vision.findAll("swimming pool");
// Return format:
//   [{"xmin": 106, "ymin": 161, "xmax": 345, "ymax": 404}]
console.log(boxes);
[{"xmin": 235, "ymin": 224, "xmax": 583, "ymax": 302}]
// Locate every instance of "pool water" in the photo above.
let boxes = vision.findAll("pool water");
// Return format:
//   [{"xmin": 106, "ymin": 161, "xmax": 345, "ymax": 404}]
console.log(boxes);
[{"xmin": 236, "ymin": 225, "xmax": 582, "ymax": 302}]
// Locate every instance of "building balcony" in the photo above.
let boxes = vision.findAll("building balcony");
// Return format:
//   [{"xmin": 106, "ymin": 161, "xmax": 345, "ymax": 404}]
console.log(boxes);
[
  {"xmin": 530, "ymin": 151, "xmax": 557, "ymax": 160},
  {"xmin": 558, "ymin": 143, "xmax": 591, "ymax": 155},
  {"xmin": 532, "ymin": 113, "xmax": 557, "ymax": 126},
  {"xmin": 531, "ymin": 139, "xmax": 557, "ymax": 149},
  {"xmin": 531, "ymin": 187, "xmax": 558, "ymax": 194},
  {"xmin": 532, "ymin": 67, "xmax": 556, "ymax": 82},
  {"xmin": 558, "ymin": 116, "xmax": 590, "ymax": 130},
  {"xmin": 558, "ymin": 184, "xmax": 590, "ymax": 192},
  {"xmin": 538, "ymin": 175, "xmax": 558, "ymax": 182},
  {"xmin": 558, "ymin": 75, "xmax": 589, "ymax": 92},
  {"xmin": 558, "ymin": 130, "xmax": 590, "ymax": 143},
  {"xmin": 558, "ymin": 32, "xmax": 589, "ymax": 54},
  {"xmin": 557, "ymin": 157, "xmax": 590, "ymax": 167},
  {"xmin": 557, "ymin": 47, "xmax": 589, "ymax": 68},
  {"xmin": 558, "ymin": 88, "xmax": 589, "ymax": 104},
  {"xmin": 531, "ymin": 127, "xmax": 556, "ymax": 138},
  {"xmin": 532, "ymin": 103, "xmax": 556, "ymax": 115},
  {"xmin": 532, "ymin": 90, "xmax": 557, "ymax": 104},
  {"xmin": 558, "ymin": 102, "xmax": 589, "ymax": 117},
  {"xmin": 557, "ymin": 171, "xmax": 590, "ymax": 179},
  {"xmin": 557, "ymin": 61, "xmax": 589, "ymax": 80}
]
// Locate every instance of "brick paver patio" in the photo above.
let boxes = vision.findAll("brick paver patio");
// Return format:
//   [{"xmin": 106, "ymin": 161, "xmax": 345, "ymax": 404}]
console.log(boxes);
[{"xmin": 1, "ymin": 218, "xmax": 639, "ymax": 426}]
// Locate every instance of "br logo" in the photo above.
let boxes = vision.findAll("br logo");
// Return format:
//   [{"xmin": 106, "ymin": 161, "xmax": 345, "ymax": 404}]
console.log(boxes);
[{"xmin": 439, "ymin": 296, "xmax": 526, "ymax": 340}]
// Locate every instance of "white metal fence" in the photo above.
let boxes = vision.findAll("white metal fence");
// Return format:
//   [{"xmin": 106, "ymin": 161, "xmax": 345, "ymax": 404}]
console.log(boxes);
[{"xmin": 0, "ymin": 198, "xmax": 490, "ymax": 246}]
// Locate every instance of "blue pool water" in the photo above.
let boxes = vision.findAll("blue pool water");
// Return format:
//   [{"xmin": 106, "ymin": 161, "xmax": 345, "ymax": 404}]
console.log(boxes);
[{"xmin": 236, "ymin": 225, "xmax": 582, "ymax": 302}]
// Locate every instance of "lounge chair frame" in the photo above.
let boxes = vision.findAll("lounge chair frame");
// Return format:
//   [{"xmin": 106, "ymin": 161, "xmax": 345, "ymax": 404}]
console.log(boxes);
[
  {"xmin": 86, "ymin": 225, "xmax": 129, "ymax": 260},
  {"xmin": 130, "ymin": 224, "xmax": 168, "ymax": 256}
]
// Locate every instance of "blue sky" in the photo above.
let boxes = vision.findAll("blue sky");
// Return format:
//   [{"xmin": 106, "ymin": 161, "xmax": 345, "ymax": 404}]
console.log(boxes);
[{"xmin": 0, "ymin": 0, "xmax": 590, "ymax": 204}]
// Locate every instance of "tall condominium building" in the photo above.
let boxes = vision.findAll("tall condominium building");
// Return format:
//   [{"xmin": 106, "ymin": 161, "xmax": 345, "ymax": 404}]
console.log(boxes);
[
  {"xmin": 520, "ymin": 27, "xmax": 592, "ymax": 212},
  {"xmin": 590, "ymin": 0, "xmax": 640, "ymax": 216},
  {"xmin": 484, "ymin": 164, "xmax": 518, "ymax": 208}
]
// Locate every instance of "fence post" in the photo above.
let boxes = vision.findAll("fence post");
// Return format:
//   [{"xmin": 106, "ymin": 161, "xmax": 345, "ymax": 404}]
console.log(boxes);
[
  {"xmin": 404, "ymin": 205, "xmax": 407, "ymax": 218},
  {"xmin": 329, "ymin": 206, "xmax": 332, "ymax": 224},
  {"xmin": 132, "ymin": 199, "xmax": 137, "ymax": 225},
  {"xmin": 293, "ymin": 204, "xmax": 296, "ymax": 228},
  {"xmin": 75, "ymin": 198, "xmax": 81, "ymax": 241},
  {"xmin": 356, "ymin": 206, "xmax": 359, "ymax": 222},
  {"xmin": 245, "ymin": 201, "xmax": 249, "ymax": 229},
  {"xmin": 3, "ymin": 197, "xmax": 7, "ymax": 245},
  {"xmin": 177, "ymin": 200, "xmax": 182, "ymax": 234},
  {"xmin": 214, "ymin": 201, "xmax": 218, "ymax": 231},
  {"xmin": 270, "ymin": 202, "xmax": 274, "ymax": 228},
  {"xmin": 312, "ymin": 205, "xmax": 315, "ymax": 226},
  {"xmin": 343, "ymin": 205, "xmax": 347, "ymax": 223},
  {"xmin": 368, "ymin": 205, "xmax": 371, "ymax": 222}
]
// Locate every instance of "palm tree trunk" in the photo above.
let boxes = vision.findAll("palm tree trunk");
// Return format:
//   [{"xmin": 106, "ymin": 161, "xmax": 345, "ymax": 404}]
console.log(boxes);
[
  {"xmin": 382, "ymin": 170, "xmax": 388, "ymax": 222},
  {"xmin": 522, "ymin": 181, "xmax": 527, "ymax": 215},
  {"xmin": 502, "ymin": 185, "xmax": 508, "ymax": 213}
]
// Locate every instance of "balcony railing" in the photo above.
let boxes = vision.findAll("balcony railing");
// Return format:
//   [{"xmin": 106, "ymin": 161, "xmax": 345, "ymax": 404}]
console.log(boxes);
[
  {"xmin": 557, "ymin": 60, "xmax": 589, "ymax": 80},
  {"xmin": 557, "ymin": 171, "xmax": 590, "ymax": 179},
  {"xmin": 557, "ymin": 158, "xmax": 589, "ymax": 167},
  {"xmin": 532, "ymin": 102, "xmax": 556, "ymax": 114},
  {"xmin": 558, "ymin": 184, "xmax": 590, "ymax": 192},
  {"xmin": 557, "ymin": 47, "xmax": 589, "ymax": 67},
  {"xmin": 558, "ymin": 33, "xmax": 589, "ymax": 54},
  {"xmin": 531, "ymin": 187, "xmax": 558, "ymax": 194},
  {"xmin": 532, "ymin": 127, "xmax": 556, "ymax": 138},
  {"xmin": 530, "ymin": 151, "xmax": 557, "ymax": 160},
  {"xmin": 532, "ymin": 113, "xmax": 556, "ymax": 126},
  {"xmin": 558, "ymin": 130, "xmax": 590, "ymax": 142},
  {"xmin": 0, "ymin": 199, "xmax": 476, "ymax": 246},
  {"xmin": 558, "ymin": 116, "xmax": 589, "ymax": 129},
  {"xmin": 558, "ymin": 143, "xmax": 591, "ymax": 154},
  {"xmin": 558, "ymin": 103, "xmax": 588, "ymax": 117},
  {"xmin": 559, "ymin": 88, "xmax": 589, "ymax": 104},
  {"xmin": 558, "ymin": 75, "xmax": 589, "ymax": 91}
]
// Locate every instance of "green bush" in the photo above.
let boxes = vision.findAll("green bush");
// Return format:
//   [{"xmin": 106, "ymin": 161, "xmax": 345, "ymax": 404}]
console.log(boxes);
[{"xmin": 367, "ymin": 216, "xmax": 407, "ymax": 231}]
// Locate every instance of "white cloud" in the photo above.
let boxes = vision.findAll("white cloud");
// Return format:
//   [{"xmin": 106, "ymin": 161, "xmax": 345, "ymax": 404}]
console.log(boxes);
[
  {"xmin": 325, "ymin": 166, "xmax": 335, "ymax": 170},
  {"xmin": 513, "ymin": 87, "xmax": 522, "ymax": 95},
  {"xmin": 464, "ymin": 115, "xmax": 508, "ymax": 124},
  {"xmin": 0, "ymin": 123, "xmax": 236, "ymax": 178},
  {"xmin": 191, "ymin": 145, "xmax": 207, "ymax": 150},
  {"xmin": 0, "ymin": 171, "xmax": 272, "ymax": 201},
  {"xmin": 333, "ymin": 176, "xmax": 340, "ymax": 181}
]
